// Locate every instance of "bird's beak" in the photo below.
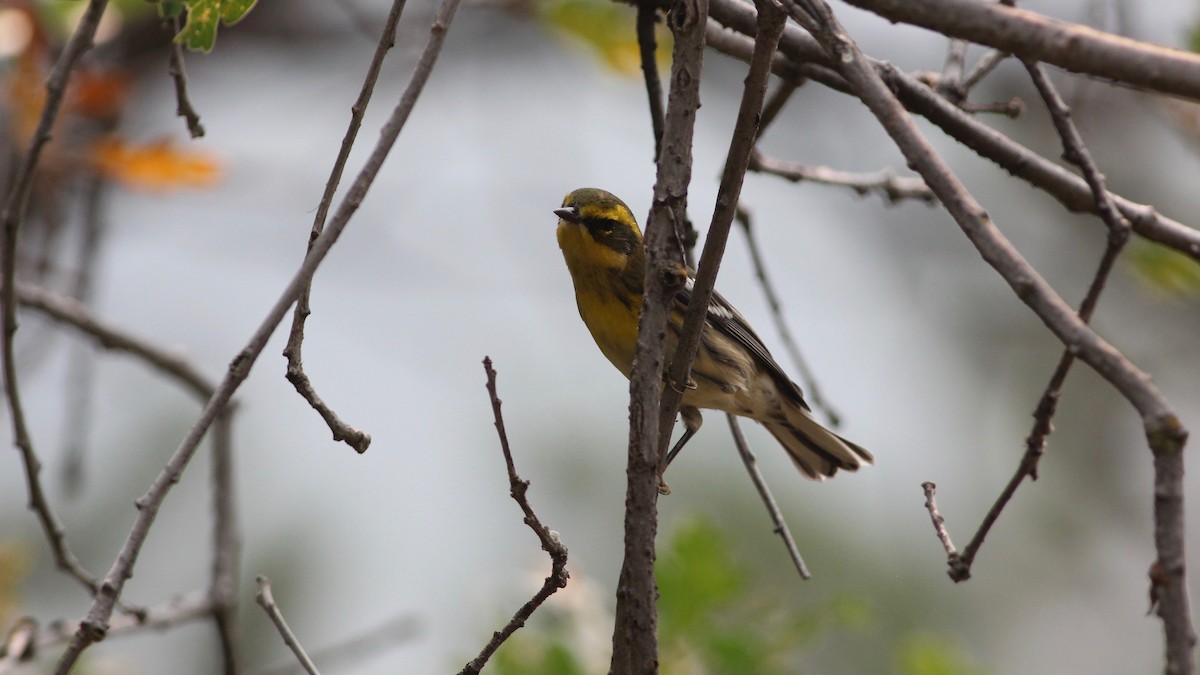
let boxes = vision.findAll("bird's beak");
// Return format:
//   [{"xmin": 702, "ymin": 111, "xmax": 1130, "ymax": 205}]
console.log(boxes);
[{"xmin": 554, "ymin": 207, "xmax": 581, "ymax": 223}]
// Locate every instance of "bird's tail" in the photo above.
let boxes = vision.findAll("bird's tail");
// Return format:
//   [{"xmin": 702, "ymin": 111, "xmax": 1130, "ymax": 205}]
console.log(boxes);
[{"xmin": 762, "ymin": 407, "xmax": 873, "ymax": 480}]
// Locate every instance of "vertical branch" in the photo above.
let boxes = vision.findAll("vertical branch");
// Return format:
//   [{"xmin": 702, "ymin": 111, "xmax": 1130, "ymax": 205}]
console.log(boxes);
[
  {"xmin": 637, "ymin": 3, "xmax": 667, "ymax": 160},
  {"xmin": 658, "ymin": 0, "xmax": 787, "ymax": 461},
  {"xmin": 210, "ymin": 409, "xmax": 240, "ymax": 675},
  {"xmin": 1, "ymin": 0, "xmax": 109, "ymax": 598},
  {"xmin": 61, "ymin": 176, "xmax": 110, "ymax": 495},
  {"xmin": 168, "ymin": 15, "xmax": 205, "ymax": 138},
  {"xmin": 610, "ymin": 0, "xmax": 710, "ymax": 670}
]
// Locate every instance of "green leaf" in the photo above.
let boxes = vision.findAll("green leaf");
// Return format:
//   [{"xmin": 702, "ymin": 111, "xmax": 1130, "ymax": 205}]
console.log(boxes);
[
  {"xmin": 175, "ymin": 0, "xmax": 258, "ymax": 52},
  {"xmin": 1128, "ymin": 240, "xmax": 1200, "ymax": 299}
]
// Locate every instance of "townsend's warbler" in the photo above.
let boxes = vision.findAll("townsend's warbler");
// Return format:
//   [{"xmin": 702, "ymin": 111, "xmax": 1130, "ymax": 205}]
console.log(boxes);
[{"xmin": 555, "ymin": 187, "xmax": 872, "ymax": 480}]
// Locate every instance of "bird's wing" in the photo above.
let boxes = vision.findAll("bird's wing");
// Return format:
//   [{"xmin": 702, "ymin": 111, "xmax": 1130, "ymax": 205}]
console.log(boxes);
[{"xmin": 674, "ymin": 277, "xmax": 812, "ymax": 411}]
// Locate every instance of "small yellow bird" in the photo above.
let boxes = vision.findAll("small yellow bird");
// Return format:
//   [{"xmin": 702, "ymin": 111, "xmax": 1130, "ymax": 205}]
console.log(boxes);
[{"xmin": 555, "ymin": 187, "xmax": 872, "ymax": 480}]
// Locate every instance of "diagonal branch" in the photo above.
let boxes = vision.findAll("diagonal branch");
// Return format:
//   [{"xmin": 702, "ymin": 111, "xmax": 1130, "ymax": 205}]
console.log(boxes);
[
  {"xmin": 52, "ymin": 1, "xmax": 462, "ymax": 670},
  {"xmin": 785, "ymin": 0, "xmax": 1192, "ymax": 671},
  {"xmin": 256, "ymin": 577, "xmax": 320, "ymax": 675},
  {"xmin": 841, "ymin": 0, "xmax": 1200, "ymax": 101},
  {"xmin": 943, "ymin": 60, "xmax": 1134, "ymax": 584},
  {"xmin": 705, "ymin": 0, "xmax": 1200, "ymax": 261},
  {"xmin": 459, "ymin": 358, "xmax": 569, "ymax": 675},
  {"xmin": 282, "ymin": 0, "xmax": 414, "ymax": 456},
  {"xmin": 727, "ymin": 415, "xmax": 810, "ymax": 578}
]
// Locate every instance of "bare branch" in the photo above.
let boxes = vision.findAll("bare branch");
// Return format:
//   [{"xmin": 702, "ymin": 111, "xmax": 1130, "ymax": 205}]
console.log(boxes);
[
  {"xmin": 459, "ymin": 358, "xmax": 569, "ymax": 675},
  {"xmin": 168, "ymin": 15, "xmax": 205, "ymax": 138},
  {"xmin": 784, "ymin": 0, "xmax": 1193, "ymax": 669},
  {"xmin": 0, "ymin": 0, "xmax": 110, "ymax": 604},
  {"xmin": 637, "ymin": 4, "xmax": 667, "ymax": 160},
  {"xmin": 749, "ymin": 149, "xmax": 935, "ymax": 204},
  {"xmin": 962, "ymin": 49, "xmax": 1009, "ymax": 91},
  {"xmin": 282, "ymin": 0, "xmax": 414, "ymax": 456},
  {"xmin": 20, "ymin": 591, "xmax": 215, "ymax": 658},
  {"xmin": 659, "ymin": 0, "xmax": 786, "ymax": 469},
  {"xmin": 256, "ymin": 577, "xmax": 320, "ymax": 675},
  {"xmin": 944, "ymin": 59, "xmax": 1138, "ymax": 584},
  {"xmin": 17, "ymin": 283, "xmax": 215, "ymax": 399},
  {"xmin": 253, "ymin": 614, "xmax": 418, "ymax": 675},
  {"xmin": 727, "ymin": 415, "xmax": 810, "ymax": 578},
  {"xmin": 52, "ymin": 1, "xmax": 462, "ymax": 669},
  {"xmin": 706, "ymin": 0, "xmax": 1200, "ymax": 260},
  {"xmin": 842, "ymin": 0, "xmax": 1200, "ymax": 101},
  {"xmin": 920, "ymin": 482, "xmax": 958, "ymax": 558},
  {"xmin": 612, "ymin": 0, "xmax": 713, "ymax": 667}
]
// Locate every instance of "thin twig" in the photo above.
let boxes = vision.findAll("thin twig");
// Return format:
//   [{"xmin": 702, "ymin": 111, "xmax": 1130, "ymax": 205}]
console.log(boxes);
[
  {"xmin": 459, "ymin": 358, "xmax": 569, "ymax": 675},
  {"xmin": 749, "ymin": 149, "xmax": 934, "ymax": 204},
  {"xmin": 18, "ymin": 282, "xmax": 215, "ymax": 399},
  {"xmin": 0, "ymin": 0, "xmax": 109, "ymax": 603},
  {"xmin": 962, "ymin": 49, "xmax": 1009, "ymax": 90},
  {"xmin": 636, "ymin": 3, "xmax": 666, "ymax": 160},
  {"xmin": 256, "ymin": 577, "xmax": 320, "ymax": 675},
  {"xmin": 920, "ymin": 482, "xmax": 957, "ymax": 558},
  {"xmin": 733, "ymin": 205, "xmax": 841, "ymax": 425},
  {"xmin": 282, "ymin": 0, "xmax": 413, "ymax": 456},
  {"xmin": 253, "ymin": 614, "xmax": 418, "ymax": 675},
  {"xmin": 52, "ymin": 2, "xmax": 462, "ymax": 670},
  {"xmin": 168, "ymin": 15, "xmax": 205, "ymax": 138},
  {"xmin": 945, "ymin": 59, "xmax": 1136, "ymax": 584},
  {"xmin": 24, "ymin": 590, "xmax": 215, "ymax": 656},
  {"xmin": 727, "ymin": 415, "xmax": 810, "ymax": 578},
  {"xmin": 937, "ymin": 39, "xmax": 968, "ymax": 103},
  {"xmin": 756, "ymin": 78, "xmax": 801, "ymax": 139}
]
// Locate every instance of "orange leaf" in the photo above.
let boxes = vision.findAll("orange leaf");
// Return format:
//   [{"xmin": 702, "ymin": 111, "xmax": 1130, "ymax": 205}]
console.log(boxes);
[
  {"xmin": 67, "ymin": 69, "xmax": 133, "ymax": 120},
  {"xmin": 88, "ymin": 137, "xmax": 221, "ymax": 190}
]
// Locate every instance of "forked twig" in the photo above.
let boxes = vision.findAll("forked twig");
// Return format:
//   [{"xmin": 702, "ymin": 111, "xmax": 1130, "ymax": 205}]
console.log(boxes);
[
  {"xmin": 282, "ymin": 0, "xmax": 414, "ymax": 455},
  {"xmin": 53, "ymin": 0, "xmax": 462, "ymax": 669},
  {"xmin": 459, "ymin": 358, "xmax": 568, "ymax": 675}
]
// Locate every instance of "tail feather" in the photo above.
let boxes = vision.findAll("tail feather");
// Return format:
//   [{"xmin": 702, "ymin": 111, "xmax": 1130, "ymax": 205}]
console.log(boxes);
[{"xmin": 763, "ymin": 409, "xmax": 873, "ymax": 481}]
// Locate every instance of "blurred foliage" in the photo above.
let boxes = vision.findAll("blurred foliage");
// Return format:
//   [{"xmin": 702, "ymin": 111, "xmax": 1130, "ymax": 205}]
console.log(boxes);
[
  {"xmin": 537, "ymin": 0, "xmax": 669, "ymax": 75},
  {"xmin": 895, "ymin": 634, "xmax": 987, "ymax": 675},
  {"xmin": 155, "ymin": 0, "xmax": 258, "ymax": 53},
  {"xmin": 1128, "ymin": 240, "xmax": 1200, "ymax": 300},
  {"xmin": 490, "ymin": 517, "xmax": 984, "ymax": 674}
]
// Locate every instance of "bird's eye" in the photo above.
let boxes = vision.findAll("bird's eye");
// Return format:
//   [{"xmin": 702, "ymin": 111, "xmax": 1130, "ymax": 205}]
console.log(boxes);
[{"xmin": 590, "ymin": 218, "xmax": 620, "ymax": 235}]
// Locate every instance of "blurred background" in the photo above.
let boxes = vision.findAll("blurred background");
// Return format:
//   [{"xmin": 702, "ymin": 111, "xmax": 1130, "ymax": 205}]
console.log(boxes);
[{"xmin": 1, "ymin": 0, "xmax": 1199, "ymax": 673}]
